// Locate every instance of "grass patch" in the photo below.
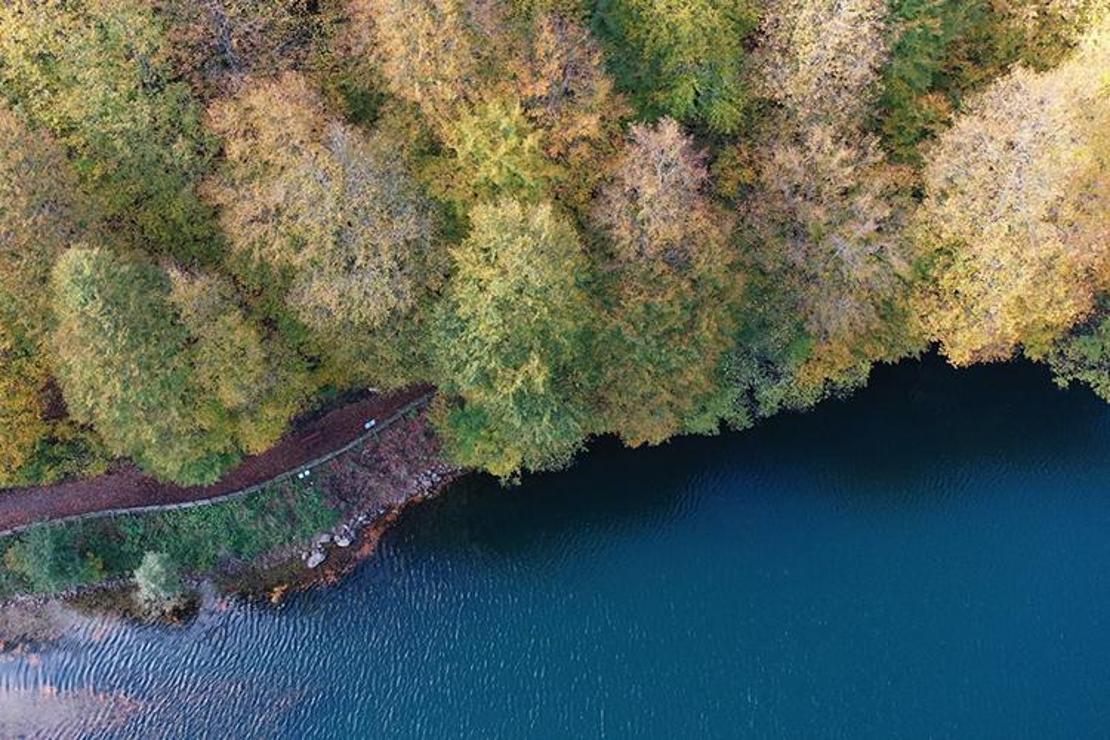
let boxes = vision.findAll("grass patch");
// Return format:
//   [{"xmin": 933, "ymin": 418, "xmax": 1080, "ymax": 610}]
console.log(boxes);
[{"xmin": 0, "ymin": 482, "xmax": 338, "ymax": 599}]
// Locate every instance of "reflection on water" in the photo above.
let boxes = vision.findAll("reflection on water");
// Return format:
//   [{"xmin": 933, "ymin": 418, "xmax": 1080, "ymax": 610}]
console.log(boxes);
[
  {"xmin": 0, "ymin": 687, "xmax": 139, "ymax": 737},
  {"xmin": 3, "ymin": 356, "xmax": 1110, "ymax": 738}
]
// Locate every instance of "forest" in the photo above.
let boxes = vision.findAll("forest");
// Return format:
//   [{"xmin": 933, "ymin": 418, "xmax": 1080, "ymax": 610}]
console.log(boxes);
[{"xmin": 0, "ymin": 0, "xmax": 1107, "ymax": 486}]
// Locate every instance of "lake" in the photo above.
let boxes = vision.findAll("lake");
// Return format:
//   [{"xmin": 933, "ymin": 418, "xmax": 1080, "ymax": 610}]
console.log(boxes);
[{"xmin": 3, "ymin": 356, "xmax": 1109, "ymax": 738}]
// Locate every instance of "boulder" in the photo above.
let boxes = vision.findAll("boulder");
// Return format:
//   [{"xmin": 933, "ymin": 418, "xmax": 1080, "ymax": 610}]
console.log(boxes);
[{"xmin": 306, "ymin": 549, "xmax": 327, "ymax": 569}]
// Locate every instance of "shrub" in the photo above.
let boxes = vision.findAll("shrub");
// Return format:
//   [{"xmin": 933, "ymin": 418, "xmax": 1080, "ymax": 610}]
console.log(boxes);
[{"xmin": 133, "ymin": 551, "xmax": 185, "ymax": 615}]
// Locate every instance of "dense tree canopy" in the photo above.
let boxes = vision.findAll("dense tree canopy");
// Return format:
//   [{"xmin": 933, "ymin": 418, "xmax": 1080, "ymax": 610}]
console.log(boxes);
[
  {"xmin": 206, "ymin": 73, "xmax": 441, "ymax": 335},
  {"xmin": 159, "ymin": 0, "xmax": 333, "ymax": 98},
  {"xmin": 0, "ymin": 0, "xmax": 1105, "ymax": 485},
  {"xmin": 877, "ymin": 0, "xmax": 1101, "ymax": 163},
  {"xmin": 356, "ymin": 0, "xmax": 498, "ymax": 126},
  {"xmin": 0, "ymin": 307, "xmax": 57, "ymax": 483},
  {"xmin": 0, "ymin": 0, "xmax": 219, "ymax": 263},
  {"xmin": 0, "ymin": 108, "xmax": 89, "ymax": 334},
  {"xmin": 593, "ymin": 0, "xmax": 758, "ymax": 133},
  {"xmin": 0, "ymin": 108, "xmax": 104, "ymax": 484},
  {"xmin": 50, "ymin": 248, "xmax": 239, "ymax": 483},
  {"xmin": 738, "ymin": 0, "xmax": 923, "ymax": 399},
  {"xmin": 167, "ymin": 269, "xmax": 312, "ymax": 455}
]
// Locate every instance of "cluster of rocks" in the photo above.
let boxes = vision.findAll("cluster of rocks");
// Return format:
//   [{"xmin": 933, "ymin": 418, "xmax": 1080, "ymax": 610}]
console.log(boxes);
[
  {"xmin": 299, "ymin": 463, "xmax": 457, "ymax": 570},
  {"xmin": 301, "ymin": 526, "xmax": 349, "ymax": 569},
  {"xmin": 417, "ymin": 470, "xmax": 445, "ymax": 490}
]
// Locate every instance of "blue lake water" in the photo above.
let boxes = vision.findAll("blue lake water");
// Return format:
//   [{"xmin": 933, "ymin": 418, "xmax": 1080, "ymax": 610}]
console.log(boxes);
[{"xmin": 3, "ymin": 356, "xmax": 1110, "ymax": 738}]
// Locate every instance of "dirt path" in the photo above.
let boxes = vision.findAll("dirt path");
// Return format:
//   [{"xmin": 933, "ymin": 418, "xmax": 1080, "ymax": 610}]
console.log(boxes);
[{"xmin": 0, "ymin": 386, "xmax": 433, "ymax": 535}]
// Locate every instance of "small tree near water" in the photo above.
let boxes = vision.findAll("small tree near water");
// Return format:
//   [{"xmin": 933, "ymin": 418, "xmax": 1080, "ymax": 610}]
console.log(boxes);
[{"xmin": 134, "ymin": 551, "xmax": 184, "ymax": 615}]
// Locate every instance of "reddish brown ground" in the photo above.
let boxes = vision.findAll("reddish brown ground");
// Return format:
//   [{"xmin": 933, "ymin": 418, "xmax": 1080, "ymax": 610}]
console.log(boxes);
[
  {"xmin": 269, "ymin": 413, "xmax": 463, "ymax": 595},
  {"xmin": 0, "ymin": 386, "xmax": 432, "ymax": 534}
]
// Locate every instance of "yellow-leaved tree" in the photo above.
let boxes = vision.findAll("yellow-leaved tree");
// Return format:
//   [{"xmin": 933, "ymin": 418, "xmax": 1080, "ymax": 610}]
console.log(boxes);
[
  {"xmin": 0, "ymin": 0, "xmax": 219, "ymax": 264},
  {"xmin": 204, "ymin": 72, "xmax": 444, "ymax": 386},
  {"xmin": 0, "ymin": 107, "xmax": 105, "ymax": 483},
  {"xmin": 167, "ymin": 269, "xmax": 313, "ymax": 455},
  {"xmin": 916, "ymin": 16, "xmax": 1110, "ymax": 365},
  {"xmin": 432, "ymin": 199, "xmax": 595, "ymax": 479}
]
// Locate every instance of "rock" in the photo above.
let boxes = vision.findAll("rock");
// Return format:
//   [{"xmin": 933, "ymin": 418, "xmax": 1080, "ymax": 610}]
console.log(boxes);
[
  {"xmin": 315, "ymin": 533, "xmax": 332, "ymax": 546},
  {"xmin": 335, "ymin": 535, "xmax": 351, "ymax": 548},
  {"xmin": 306, "ymin": 550, "xmax": 327, "ymax": 569}
]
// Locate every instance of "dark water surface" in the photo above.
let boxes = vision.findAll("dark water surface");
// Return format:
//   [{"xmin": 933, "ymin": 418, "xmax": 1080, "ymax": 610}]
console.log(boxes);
[{"xmin": 3, "ymin": 357, "xmax": 1110, "ymax": 738}]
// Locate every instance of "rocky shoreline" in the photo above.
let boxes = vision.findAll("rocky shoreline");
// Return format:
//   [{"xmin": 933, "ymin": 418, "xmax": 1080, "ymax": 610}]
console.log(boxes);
[
  {"xmin": 246, "ymin": 462, "xmax": 465, "ymax": 603},
  {"xmin": 297, "ymin": 466, "xmax": 459, "ymax": 573}
]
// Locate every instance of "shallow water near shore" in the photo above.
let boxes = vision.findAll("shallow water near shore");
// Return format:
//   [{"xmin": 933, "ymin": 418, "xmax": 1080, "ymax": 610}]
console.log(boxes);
[{"xmin": 3, "ymin": 355, "xmax": 1110, "ymax": 738}]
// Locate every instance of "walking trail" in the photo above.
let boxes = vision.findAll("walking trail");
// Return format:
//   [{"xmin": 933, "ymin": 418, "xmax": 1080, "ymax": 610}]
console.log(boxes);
[{"xmin": 0, "ymin": 386, "xmax": 433, "ymax": 536}]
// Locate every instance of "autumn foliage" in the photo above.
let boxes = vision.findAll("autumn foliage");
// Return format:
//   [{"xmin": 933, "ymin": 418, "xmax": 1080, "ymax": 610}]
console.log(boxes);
[{"xmin": 0, "ymin": 0, "xmax": 1106, "ymax": 483}]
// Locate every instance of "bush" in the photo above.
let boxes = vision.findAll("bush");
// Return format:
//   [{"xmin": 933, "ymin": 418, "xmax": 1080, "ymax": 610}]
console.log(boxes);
[
  {"xmin": 133, "ymin": 552, "xmax": 185, "ymax": 615},
  {"xmin": 2, "ymin": 526, "xmax": 102, "ymax": 595}
]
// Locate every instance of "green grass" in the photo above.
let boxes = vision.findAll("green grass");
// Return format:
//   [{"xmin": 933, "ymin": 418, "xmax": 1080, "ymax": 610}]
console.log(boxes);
[{"xmin": 0, "ymin": 481, "xmax": 339, "ymax": 599}]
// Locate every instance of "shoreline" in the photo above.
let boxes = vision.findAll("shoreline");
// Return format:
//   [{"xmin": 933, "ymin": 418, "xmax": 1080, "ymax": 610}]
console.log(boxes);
[
  {"xmin": 242, "ymin": 466, "xmax": 467, "ymax": 603},
  {"xmin": 0, "ymin": 471, "xmax": 466, "ymax": 650},
  {"xmin": 0, "ymin": 465, "xmax": 465, "ymax": 611},
  {"xmin": 0, "ymin": 407, "xmax": 466, "ymax": 648}
]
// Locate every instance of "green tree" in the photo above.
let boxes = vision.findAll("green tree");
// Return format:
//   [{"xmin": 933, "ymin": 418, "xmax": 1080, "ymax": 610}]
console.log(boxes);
[
  {"xmin": 51, "ymin": 248, "xmax": 237, "ymax": 484},
  {"xmin": 592, "ymin": 0, "xmax": 758, "ymax": 133},
  {"xmin": 721, "ymin": 280, "xmax": 826, "ymax": 428},
  {"xmin": 3, "ymin": 526, "xmax": 101, "ymax": 594},
  {"xmin": 0, "ymin": 0, "xmax": 219, "ymax": 263},
  {"xmin": 1047, "ymin": 307, "xmax": 1110, "ymax": 401},
  {"xmin": 433, "ymin": 199, "xmax": 594, "ymax": 478}
]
